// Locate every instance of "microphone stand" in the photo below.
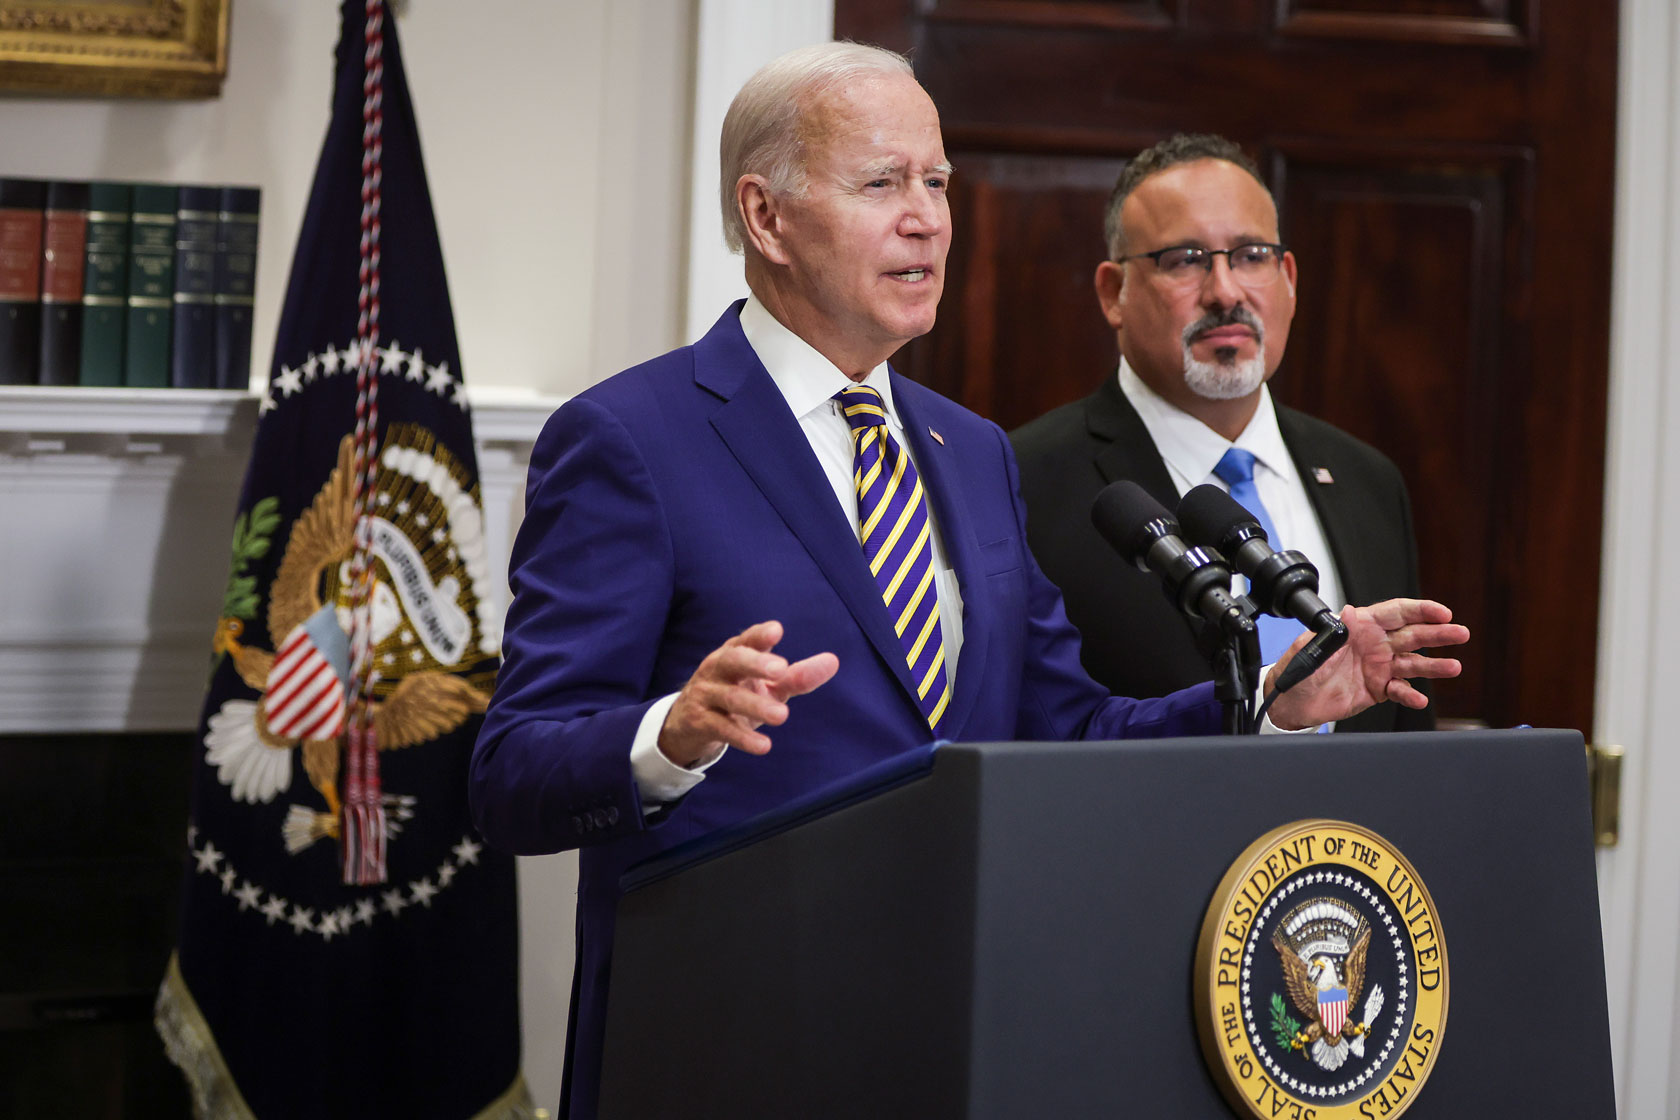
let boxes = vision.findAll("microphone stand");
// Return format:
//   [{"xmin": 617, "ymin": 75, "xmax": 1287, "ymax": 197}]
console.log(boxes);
[
  {"xmin": 1210, "ymin": 595, "xmax": 1263, "ymax": 735},
  {"xmin": 1174, "ymin": 550, "xmax": 1262, "ymax": 735},
  {"xmin": 1085, "ymin": 482, "xmax": 1266, "ymax": 733}
]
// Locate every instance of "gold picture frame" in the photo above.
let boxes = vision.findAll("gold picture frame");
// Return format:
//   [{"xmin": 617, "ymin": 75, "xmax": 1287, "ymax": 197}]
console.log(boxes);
[{"xmin": 0, "ymin": 0, "xmax": 229, "ymax": 99}]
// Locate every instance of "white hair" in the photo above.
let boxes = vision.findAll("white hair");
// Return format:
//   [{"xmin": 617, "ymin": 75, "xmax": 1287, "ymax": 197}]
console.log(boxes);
[{"xmin": 718, "ymin": 41, "xmax": 915, "ymax": 254}]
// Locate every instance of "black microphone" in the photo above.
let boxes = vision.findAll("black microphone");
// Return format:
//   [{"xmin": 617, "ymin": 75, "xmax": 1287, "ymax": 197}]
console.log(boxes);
[
  {"xmin": 1177, "ymin": 483, "xmax": 1342, "ymax": 634},
  {"xmin": 1091, "ymin": 481, "xmax": 1248, "ymax": 630}
]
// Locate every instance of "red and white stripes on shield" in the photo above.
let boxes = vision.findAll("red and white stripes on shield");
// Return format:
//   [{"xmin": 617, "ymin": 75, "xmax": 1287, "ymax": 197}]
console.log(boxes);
[
  {"xmin": 342, "ymin": 0, "xmax": 387, "ymax": 886},
  {"xmin": 265, "ymin": 622, "xmax": 349, "ymax": 741}
]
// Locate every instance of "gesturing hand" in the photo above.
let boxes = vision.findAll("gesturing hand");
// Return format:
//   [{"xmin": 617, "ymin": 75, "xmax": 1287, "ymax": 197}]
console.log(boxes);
[
  {"xmin": 1267, "ymin": 599, "xmax": 1470, "ymax": 731},
  {"xmin": 657, "ymin": 620, "xmax": 840, "ymax": 768}
]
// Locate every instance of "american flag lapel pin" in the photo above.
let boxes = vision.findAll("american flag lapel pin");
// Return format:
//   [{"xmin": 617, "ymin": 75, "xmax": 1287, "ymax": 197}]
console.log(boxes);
[
  {"xmin": 1313, "ymin": 467, "xmax": 1335, "ymax": 484},
  {"xmin": 929, "ymin": 427, "xmax": 945, "ymax": 446}
]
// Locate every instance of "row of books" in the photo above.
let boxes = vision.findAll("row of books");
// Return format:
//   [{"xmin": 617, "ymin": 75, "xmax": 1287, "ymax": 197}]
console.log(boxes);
[{"xmin": 0, "ymin": 178, "xmax": 261, "ymax": 390}]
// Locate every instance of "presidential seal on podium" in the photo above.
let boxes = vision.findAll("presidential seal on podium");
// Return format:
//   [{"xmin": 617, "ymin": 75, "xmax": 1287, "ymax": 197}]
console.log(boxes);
[{"xmin": 1195, "ymin": 820, "xmax": 1449, "ymax": 1119}]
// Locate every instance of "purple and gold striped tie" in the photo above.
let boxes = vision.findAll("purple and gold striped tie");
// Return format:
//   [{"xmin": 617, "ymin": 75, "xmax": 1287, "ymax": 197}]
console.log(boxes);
[{"xmin": 837, "ymin": 385, "xmax": 951, "ymax": 730}]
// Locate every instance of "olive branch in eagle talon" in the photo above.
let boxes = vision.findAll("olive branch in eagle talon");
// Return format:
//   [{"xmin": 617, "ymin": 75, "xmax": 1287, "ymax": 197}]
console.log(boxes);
[
  {"xmin": 213, "ymin": 495, "xmax": 281, "ymax": 668},
  {"xmin": 1270, "ymin": 993, "xmax": 1303, "ymax": 1051},
  {"xmin": 205, "ymin": 435, "xmax": 489, "ymax": 852}
]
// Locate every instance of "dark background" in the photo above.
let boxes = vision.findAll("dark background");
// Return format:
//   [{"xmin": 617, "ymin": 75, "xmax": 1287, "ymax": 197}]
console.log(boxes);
[{"xmin": 0, "ymin": 732, "xmax": 192, "ymax": 1118}]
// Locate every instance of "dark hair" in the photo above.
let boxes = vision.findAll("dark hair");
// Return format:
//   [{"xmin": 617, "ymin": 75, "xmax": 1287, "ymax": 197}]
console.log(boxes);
[{"xmin": 1102, "ymin": 133, "xmax": 1270, "ymax": 258}]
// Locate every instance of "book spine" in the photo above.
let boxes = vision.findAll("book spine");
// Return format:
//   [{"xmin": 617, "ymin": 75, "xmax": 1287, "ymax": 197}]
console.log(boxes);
[
  {"xmin": 124, "ymin": 183, "xmax": 177, "ymax": 388},
  {"xmin": 79, "ymin": 181, "xmax": 131, "ymax": 387},
  {"xmin": 38, "ymin": 181, "xmax": 90, "ymax": 387},
  {"xmin": 213, "ymin": 186, "xmax": 261, "ymax": 390},
  {"xmin": 170, "ymin": 185, "xmax": 219, "ymax": 389},
  {"xmin": 0, "ymin": 178, "xmax": 47, "ymax": 386}
]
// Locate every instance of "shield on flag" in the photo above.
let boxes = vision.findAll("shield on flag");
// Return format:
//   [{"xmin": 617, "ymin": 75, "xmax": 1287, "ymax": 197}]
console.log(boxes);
[{"xmin": 264, "ymin": 603, "xmax": 352, "ymax": 742}]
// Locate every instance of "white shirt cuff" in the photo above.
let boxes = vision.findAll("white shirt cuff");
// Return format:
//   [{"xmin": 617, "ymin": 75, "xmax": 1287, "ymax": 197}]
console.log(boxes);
[
  {"xmin": 1254, "ymin": 662, "xmax": 1327, "ymax": 735},
  {"xmin": 630, "ymin": 692, "xmax": 728, "ymax": 803}
]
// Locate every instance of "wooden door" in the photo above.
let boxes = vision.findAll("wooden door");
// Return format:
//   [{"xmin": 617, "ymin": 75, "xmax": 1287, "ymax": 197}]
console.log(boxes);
[{"xmin": 837, "ymin": 0, "xmax": 1617, "ymax": 733}]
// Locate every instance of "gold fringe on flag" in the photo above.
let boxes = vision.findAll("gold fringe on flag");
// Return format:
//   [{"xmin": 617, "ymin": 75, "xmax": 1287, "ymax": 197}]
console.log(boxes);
[{"xmin": 155, "ymin": 953, "xmax": 541, "ymax": 1120}]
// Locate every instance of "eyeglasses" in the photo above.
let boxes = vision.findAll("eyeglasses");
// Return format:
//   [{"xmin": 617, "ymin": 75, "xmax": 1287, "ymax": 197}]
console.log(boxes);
[{"xmin": 1116, "ymin": 242, "xmax": 1287, "ymax": 285}]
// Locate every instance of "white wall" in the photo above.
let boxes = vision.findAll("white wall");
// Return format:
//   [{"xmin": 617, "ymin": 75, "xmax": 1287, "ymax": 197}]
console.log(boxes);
[
  {"xmin": 683, "ymin": 0, "xmax": 835, "ymax": 341},
  {"xmin": 0, "ymin": 0, "xmax": 694, "ymax": 398}
]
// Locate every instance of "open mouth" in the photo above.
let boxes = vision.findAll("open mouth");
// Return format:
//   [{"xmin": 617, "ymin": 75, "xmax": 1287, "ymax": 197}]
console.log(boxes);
[{"xmin": 889, "ymin": 268, "xmax": 930, "ymax": 283}]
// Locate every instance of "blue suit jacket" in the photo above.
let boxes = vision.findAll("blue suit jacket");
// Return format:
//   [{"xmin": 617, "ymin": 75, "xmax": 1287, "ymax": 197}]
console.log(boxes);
[{"xmin": 470, "ymin": 304, "xmax": 1220, "ymax": 1118}]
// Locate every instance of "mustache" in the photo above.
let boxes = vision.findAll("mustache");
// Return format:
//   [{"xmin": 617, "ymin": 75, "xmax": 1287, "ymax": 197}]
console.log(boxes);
[{"xmin": 1182, "ymin": 306, "xmax": 1263, "ymax": 347}]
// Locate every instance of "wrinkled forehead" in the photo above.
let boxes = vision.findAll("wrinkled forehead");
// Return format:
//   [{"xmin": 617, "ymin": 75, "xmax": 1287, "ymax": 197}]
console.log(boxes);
[{"xmin": 798, "ymin": 73, "xmax": 944, "ymax": 161}]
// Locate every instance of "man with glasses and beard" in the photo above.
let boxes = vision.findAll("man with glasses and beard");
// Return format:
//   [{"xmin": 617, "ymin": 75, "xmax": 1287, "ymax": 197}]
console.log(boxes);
[{"xmin": 1011, "ymin": 133, "xmax": 1432, "ymax": 733}]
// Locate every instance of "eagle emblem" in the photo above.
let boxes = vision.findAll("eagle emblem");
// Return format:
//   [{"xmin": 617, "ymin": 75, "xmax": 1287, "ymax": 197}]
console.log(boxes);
[
  {"xmin": 1196, "ymin": 821, "xmax": 1446, "ymax": 1118},
  {"xmin": 1272, "ymin": 897, "xmax": 1387, "ymax": 1072},
  {"xmin": 203, "ymin": 425, "xmax": 498, "ymax": 854}
]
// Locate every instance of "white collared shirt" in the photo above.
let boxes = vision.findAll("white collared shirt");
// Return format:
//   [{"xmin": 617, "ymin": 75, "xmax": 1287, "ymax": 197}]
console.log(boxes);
[
  {"xmin": 736, "ymin": 297, "xmax": 966, "ymax": 664},
  {"xmin": 1117, "ymin": 359, "xmax": 1345, "ymax": 615},
  {"xmin": 631, "ymin": 298, "xmax": 964, "ymax": 801}
]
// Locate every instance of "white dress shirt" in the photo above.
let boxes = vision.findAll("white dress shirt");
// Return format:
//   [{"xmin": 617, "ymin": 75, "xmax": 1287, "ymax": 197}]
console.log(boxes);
[
  {"xmin": 629, "ymin": 297, "xmax": 965, "ymax": 802},
  {"xmin": 1118, "ymin": 359, "xmax": 1340, "ymax": 732},
  {"xmin": 1117, "ymin": 359, "xmax": 1345, "ymax": 614}
]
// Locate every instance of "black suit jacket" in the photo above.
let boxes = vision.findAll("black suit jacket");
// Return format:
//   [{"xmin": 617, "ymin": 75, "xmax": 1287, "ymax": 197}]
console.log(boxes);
[{"xmin": 1009, "ymin": 375, "xmax": 1432, "ymax": 733}]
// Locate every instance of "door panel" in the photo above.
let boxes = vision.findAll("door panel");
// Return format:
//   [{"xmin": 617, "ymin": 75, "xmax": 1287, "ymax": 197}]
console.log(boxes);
[
  {"xmin": 1274, "ymin": 146, "xmax": 1529, "ymax": 721},
  {"xmin": 1276, "ymin": 0, "xmax": 1533, "ymax": 45}
]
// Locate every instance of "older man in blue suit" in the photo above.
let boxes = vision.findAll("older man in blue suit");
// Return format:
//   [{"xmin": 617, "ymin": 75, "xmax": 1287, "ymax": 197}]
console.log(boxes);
[{"xmin": 470, "ymin": 42, "xmax": 1467, "ymax": 1120}]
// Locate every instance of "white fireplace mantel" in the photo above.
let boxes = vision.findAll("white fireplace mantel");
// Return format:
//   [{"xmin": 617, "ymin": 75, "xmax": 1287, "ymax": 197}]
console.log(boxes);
[{"xmin": 0, "ymin": 385, "xmax": 558, "ymax": 734}]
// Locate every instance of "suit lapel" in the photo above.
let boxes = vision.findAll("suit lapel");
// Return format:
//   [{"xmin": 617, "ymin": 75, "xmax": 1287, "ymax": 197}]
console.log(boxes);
[
  {"xmin": 1087, "ymin": 376, "xmax": 1180, "ymax": 510},
  {"xmin": 695, "ymin": 310, "xmax": 927, "ymax": 720},
  {"xmin": 1082, "ymin": 377, "xmax": 1211, "ymax": 657},
  {"xmin": 891, "ymin": 376, "xmax": 987, "ymax": 737},
  {"xmin": 1277, "ymin": 408, "xmax": 1367, "ymax": 605}
]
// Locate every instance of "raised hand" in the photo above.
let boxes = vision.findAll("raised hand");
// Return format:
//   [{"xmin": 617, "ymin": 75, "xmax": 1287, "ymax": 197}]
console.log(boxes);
[
  {"xmin": 658, "ymin": 620, "xmax": 840, "ymax": 767},
  {"xmin": 1267, "ymin": 599, "xmax": 1469, "ymax": 731}
]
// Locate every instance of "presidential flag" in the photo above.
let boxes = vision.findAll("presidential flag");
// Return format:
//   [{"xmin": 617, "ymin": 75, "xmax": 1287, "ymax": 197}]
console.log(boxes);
[{"xmin": 155, "ymin": 3, "xmax": 532, "ymax": 1115}]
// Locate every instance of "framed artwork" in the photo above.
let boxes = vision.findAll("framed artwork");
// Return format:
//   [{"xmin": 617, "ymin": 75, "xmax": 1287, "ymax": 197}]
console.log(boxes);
[{"xmin": 0, "ymin": 0, "xmax": 229, "ymax": 98}]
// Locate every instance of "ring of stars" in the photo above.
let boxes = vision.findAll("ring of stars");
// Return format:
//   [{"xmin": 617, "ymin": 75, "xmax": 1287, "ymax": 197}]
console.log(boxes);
[
  {"xmin": 260, "ymin": 338, "xmax": 469, "ymax": 416},
  {"xmin": 185, "ymin": 822, "xmax": 486, "ymax": 942}
]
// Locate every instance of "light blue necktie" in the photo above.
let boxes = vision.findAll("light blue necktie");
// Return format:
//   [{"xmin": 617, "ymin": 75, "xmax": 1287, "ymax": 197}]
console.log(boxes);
[{"xmin": 1213, "ymin": 447, "xmax": 1307, "ymax": 665}]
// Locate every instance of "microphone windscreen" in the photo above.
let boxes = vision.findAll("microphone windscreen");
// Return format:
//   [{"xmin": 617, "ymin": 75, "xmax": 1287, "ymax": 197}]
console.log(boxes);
[
  {"xmin": 1178, "ymin": 482, "xmax": 1261, "ymax": 548},
  {"xmin": 1091, "ymin": 480, "xmax": 1175, "ymax": 559}
]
